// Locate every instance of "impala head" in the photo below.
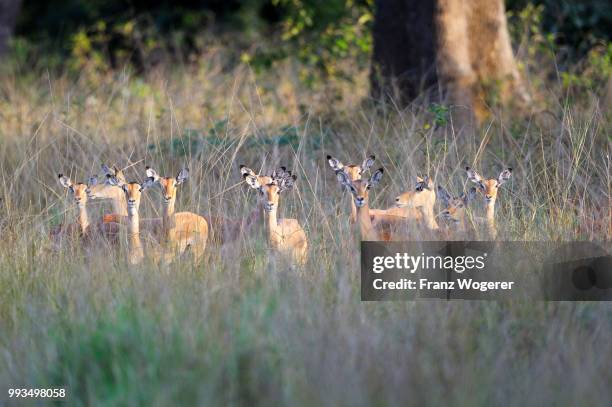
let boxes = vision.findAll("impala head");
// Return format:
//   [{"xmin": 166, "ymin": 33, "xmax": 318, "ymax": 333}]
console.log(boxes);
[
  {"xmin": 145, "ymin": 166, "xmax": 189, "ymax": 205},
  {"xmin": 466, "ymin": 167, "xmax": 512, "ymax": 205},
  {"xmin": 86, "ymin": 164, "xmax": 126, "ymax": 200},
  {"xmin": 58, "ymin": 174, "xmax": 92, "ymax": 207},
  {"xmin": 239, "ymin": 165, "xmax": 274, "ymax": 186},
  {"xmin": 395, "ymin": 176, "xmax": 436, "ymax": 209},
  {"xmin": 336, "ymin": 167, "xmax": 384, "ymax": 208},
  {"xmin": 437, "ymin": 186, "xmax": 477, "ymax": 223},
  {"xmin": 327, "ymin": 154, "xmax": 376, "ymax": 182},
  {"xmin": 243, "ymin": 166, "xmax": 297, "ymax": 212},
  {"xmin": 107, "ymin": 175, "xmax": 154, "ymax": 215}
]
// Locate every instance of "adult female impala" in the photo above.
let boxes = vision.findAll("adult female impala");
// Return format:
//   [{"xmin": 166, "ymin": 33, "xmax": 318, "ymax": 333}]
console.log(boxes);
[
  {"xmin": 242, "ymin": 165, "xmax": 308, "ymax": 266},
  {"xmin": 437, "ymin": 186, "xmax": 477, "ymax": 234},
  {"xmin": 55, "ymin": 174, "xmax": 119, "ymax": 244},
  {"xmin": 466, "ymin": 167, "xmax": 512, "ymax": 237},
  {"xmin": 107, "ymin": 174, "xmax": 153, "ymax": 264},
  {"xmin": 394, "ymin": 176, "xmax": 440, "ymax": 231},
  {"xmin": 145, "ymin": 166, "xmax": 209, "ymax": 263},
  {"xmin": 86, "ymin": 164, "xmax": 128, "ymax": 217},
  {"xmin": 327, "ymin": 154, "xmax": 422, "ymax": 227},
  {"xmin": 336, "ymin": 167, "xmax": 386, "ymax": 241}
]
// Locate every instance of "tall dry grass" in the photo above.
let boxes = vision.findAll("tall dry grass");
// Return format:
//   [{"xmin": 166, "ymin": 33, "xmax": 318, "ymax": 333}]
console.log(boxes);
[{"xmin": 0, "ymin": 48, "xmax": 610, "ymax": 405}]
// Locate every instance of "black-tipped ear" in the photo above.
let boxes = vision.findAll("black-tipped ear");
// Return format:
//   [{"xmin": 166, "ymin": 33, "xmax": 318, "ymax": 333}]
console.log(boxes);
[
  {"xmin": 369, "ymin": 168, "xmax": 384, "ymax": 186},
  {"xmin": 240, "ymin": 165, "xmax": 255, "ymax": 177},
  {"xmin": 58, "ymin": 174, "xmax": 72, "ymax": 189},
  {"xmin": 327, "ymin": 156, "xmax": 343, "ymax": 171},
  {"xmin": 466, "ymin": 167, "xmax": 484, "ymax": 184},
  {"xmin": 463, "ymin": 187, "xmax": 477, "ymax": 204},
  {"xmin": 497, "ymin": 168, "xmax": 512, "ymax": 186},
  {"xmin": 437, "ymin": 186, "xmax": 452, "ymax": 206},
  {"xmin": 176, "ymin": 168, "xmax": 189, "ymax": 184},
  {"xmin": 361, "ymin": 155, "xmax": 376, "ymax": 172},
  {"xmin": 279, "ymin": 174, "xmax": 297, "ymax": 192}
]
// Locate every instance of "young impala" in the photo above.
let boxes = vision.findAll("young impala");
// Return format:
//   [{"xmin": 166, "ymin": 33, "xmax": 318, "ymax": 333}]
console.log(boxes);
[
  {"xmin": 242, "ymin": 165, "xmax": 308, "ymax": 266},
  {"xmin": 145, "ymin": 166, "xmax": 209, "ymax": 263},
  {"xmin": 86, "ymin": 164, "xmax": 128, "ymax": 218},
  {"xmin": 106, "ymin": 175, "xmax": 161, "ymax": 264},
  {"xmin": 466, "ymin": 167, "xmax": 512, "ymax": 237},
  {"xmin": 327, "ymin": 154, "xmax": 423, "ymax": 225},
  {"xmin": 336, "ymin": 167, "xmax": 386, "ymax": 241},
  {"xmin": 55, "ymin": 174, "xmax": 119, "ymax": 244},
  {"xmin": 327, "ymin": 154, "xmax": 376, "ymax": 223},
  {"xmin": 437, "ymin": 186, "xmax": 477, "ymax": 233},
  {"xmin": 394, "ymin": 176, "xmax": 440, "ymax": 231}
]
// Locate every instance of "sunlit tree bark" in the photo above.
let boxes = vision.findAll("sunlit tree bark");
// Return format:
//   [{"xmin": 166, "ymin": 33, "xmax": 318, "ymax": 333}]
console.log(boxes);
[{"xmin": 371, "ymin": 0, "xmax": 529, "ymax": 126}]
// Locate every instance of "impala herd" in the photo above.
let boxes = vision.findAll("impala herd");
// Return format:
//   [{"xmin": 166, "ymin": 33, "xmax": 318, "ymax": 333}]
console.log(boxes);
[{"xmin": 55, "ymin": 155, "xmax": 512, "ymax": 266}]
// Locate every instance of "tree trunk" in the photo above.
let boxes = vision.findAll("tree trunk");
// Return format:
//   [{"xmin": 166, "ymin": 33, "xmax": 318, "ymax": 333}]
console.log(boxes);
[
  {"xmin": 371, "ymin": 0, "xmax": 528, "ymax": 125},
  {"xmin": 0, "ymin": 0, "xmax": 22, "ymax": 55},
  {"xmin": 370, "ymin": 0, "xmax": 437, "ymax": 104}
]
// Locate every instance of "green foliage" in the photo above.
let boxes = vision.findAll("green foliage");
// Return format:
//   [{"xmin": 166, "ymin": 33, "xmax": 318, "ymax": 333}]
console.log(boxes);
[
  {"xmin": 506, "ymin": 0, "xmax": 611, "ymax": 55},
  {"xmin": 246, "ymin": 0, "xmax": 373, "ymax": 84},
  {"xmin": 561, "ymin": 44, "xmax": 612, "ymax": 92}
]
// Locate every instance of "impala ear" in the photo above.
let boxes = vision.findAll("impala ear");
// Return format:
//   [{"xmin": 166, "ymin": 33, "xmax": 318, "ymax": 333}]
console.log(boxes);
[
  {"xmin": 466, "ymin": 167, "xmax": 486, "ymax": 190},
  {"xmin": 58, "ymin": 174, "xmax": 73, "ymax": 190},
  {"xmin": 466, "ymin": 167, "xmax": 484, "ymax": 183},
  {"xmin": 497, "ymin": 168, "xmax": 512, "ymax": 186},
  {"xmin": 88, "ymin": 176, "xmax": 98, "ymax": 186},
  {"xmin": 115, "ymin": 168, "xmax": 127, "ymax": 183},
  {"xmin": 141, "ymin": 177, "xmax": 156, "ymax": 190},
  {"xmin": 425, "ymin": 176, "xmax": 433, "ymax": 190},
  {"xmin": 239, "ymin": 165, "xmax": 256, "ymax": 177},
  {"xmin": 279, "ymin": 174, "xmax": 297, "ymax": 192},
  {"xmin": 272, "ymin": 167, "xmax": 291, "ymax": 181},
  {"xmin": 145, "ymin": 166, "xmax": 160, "ymax": 181},
  {"xmin": 437, "ymin": 186, "xmax": 452, "ymax": 207},
  {"xmin": 101, "ymin": 164, "xmax": 114, "ymax": 176},
  {"xmin": 245, "ymin": 175, "xmax": 261, "ymax": 190},
  {"xmin": 369, "ymin": 168, "xmax": 384, "ymax": 186},
  {"xmin": 327, "ymin": 155, "xmax": 344, "ymax": 172},
  {"xmin": 336, "ymin": 169, "xmax": 351, "ymax": 187},
  {"xmin": 176, "ymin": 168, "xmax": 189, "ymax": 184},
  {"xmin": 106, "ymin": 174, "xmax": 125, "ymax": 188},
  {"xmin": 462, "ymin": 187, "xmax": 478, "ymax": 204},
  {"xmin": 361, "ymin": 155, "xmax": 376, "ymax": 172}
]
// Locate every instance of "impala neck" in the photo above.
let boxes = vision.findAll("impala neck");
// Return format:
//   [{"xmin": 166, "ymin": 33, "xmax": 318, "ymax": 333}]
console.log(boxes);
[
  {"xmin": 350, "ymin": 199, "xmax": 357, "ymax": 224},
  {"xmin": 356, "ymin": 203, "xmax": 377, "ymax": 241},
  {"xmin": 421, "ymin": 205, "xmax": 439, "ymax": 230},
  {"xmin": 265, "ymin": 206, "xmax": 278, "ymax": 245},
  {"xmin": 486, "ymin": 201, "xmax": 496, "ymax": 224},
  {"xmin": 110, "ymin": 189, "xmax": 128, "ymax": 216},
  {"xmin": 127, "ymin": 210, "xmax": 144, "ymax": 263},
  {"xmin": 77, "ymin": 204, "xmax": 90, "ymax": 235},
  {"xmin": 162, "ymin": 199, "xmax": 177, "ymax": 241}
]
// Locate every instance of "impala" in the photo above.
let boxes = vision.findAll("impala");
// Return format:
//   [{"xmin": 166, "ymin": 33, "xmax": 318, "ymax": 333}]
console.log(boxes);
[
  {"xmin": 327, "ymin": 154, "xmax": 376, "ymax": 224},
  {"xmin": 145, "ymin": 166, "xmax": 209, "ymax": 263},
  {"xmin": 86, "ymin": 164, "xmax": 128, "ymax": 217},
  {"xmin": 106, "ymin": 175, "xmax": 160, "ymax": 264},
  {"xmin": 394, "ymin": 176, "xmax": 440, "ymax": 231},
  {"xmin": 55, "ymin": 174, "xmax": 119, "ymax": 244},
  {"xmin": 336, "ymin": 167, "xmax": 389, "ymax": 241},
  {"xmin": 466, "ymin": 167, "xmax": 512, "ymax": 237},
  {"xmin": 327, "ymin": 155, "xmax": 422, "ymax": 228},
  {"xmin": 437, "ymin": 186, "xmax": 477, "ymax": 232},
  {"xmin": 242, "ymin": 165, "xmax": 308, "ymax": 265}
]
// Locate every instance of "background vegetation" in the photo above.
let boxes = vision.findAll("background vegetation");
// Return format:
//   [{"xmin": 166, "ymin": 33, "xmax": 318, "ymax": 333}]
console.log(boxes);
[{"xmin": 0, "ymin": 0, "xmax": 610, "ymax": 405}]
